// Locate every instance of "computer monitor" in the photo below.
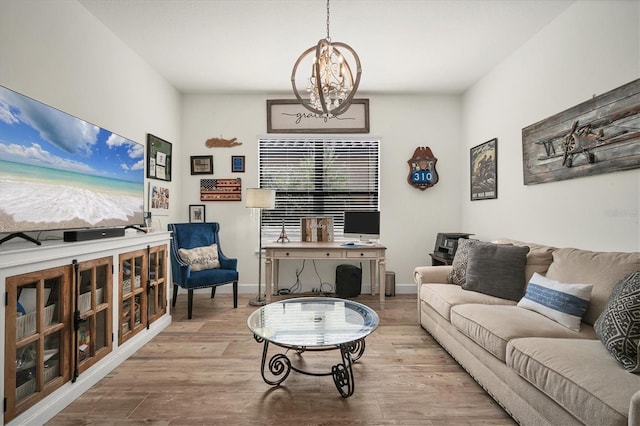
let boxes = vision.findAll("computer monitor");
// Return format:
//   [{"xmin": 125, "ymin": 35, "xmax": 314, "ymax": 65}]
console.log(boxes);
[{"xmin": 343, "ymin": 211, "xmax": 380, "ymax": 242}]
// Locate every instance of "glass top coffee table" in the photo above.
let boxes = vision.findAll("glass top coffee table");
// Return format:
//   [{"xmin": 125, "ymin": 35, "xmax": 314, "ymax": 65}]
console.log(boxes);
[{"xmin": 247, "ymin": 297, "xmax": 379, "ymax": 397}]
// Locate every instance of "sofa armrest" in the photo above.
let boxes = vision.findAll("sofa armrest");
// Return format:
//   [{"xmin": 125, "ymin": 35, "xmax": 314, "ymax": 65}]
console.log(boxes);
[
  {"xmin": 414, "ymin": 265, "xmax": 453, "ymax": 287},
  {"xmin": 630, "ymin": 389, "xmax": 640, "ymax": 426}
]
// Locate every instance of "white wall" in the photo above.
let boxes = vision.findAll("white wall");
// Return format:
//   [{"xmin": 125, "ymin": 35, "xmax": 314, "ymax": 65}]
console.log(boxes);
[
  {"xmin": 461, "ymin": 0, "xmax": 640, "ymax": 252},
  {"xmin": 0, "ymin": 0, "xmax": 182, "ymax": 233},
  {"xmin": 180, "ymin": 94, "xmax": 463, "ymax": 294},
  {"xmin": 2, "ymin": 0, "xmax": 637, "ymax": 297},
  {"xmin": 0, "ymin": 0, "xmax": 463, "ymax": 295}
]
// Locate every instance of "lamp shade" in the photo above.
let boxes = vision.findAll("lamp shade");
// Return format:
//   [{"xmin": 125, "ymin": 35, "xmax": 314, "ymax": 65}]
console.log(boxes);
[{"xmin": 245, "ymin": 188, "xmax": 275, "ymax": 209}]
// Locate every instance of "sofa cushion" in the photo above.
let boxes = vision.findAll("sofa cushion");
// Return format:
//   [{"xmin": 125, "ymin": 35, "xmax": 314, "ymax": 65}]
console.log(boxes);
[
  {"xmin": 517, "ymin": 272, "xmax": 593, "ymax": 332},
  {"xmin": 594, "ymin": 270, "xmax": 640, "ymax": 373},
  {"xmin": 545, "ymin": 248, "xmax": 640, "ymax": 325},
  {"xmin": 492, "ymin": 238, "xmax": 555, "ymax": 282},
  {"xmin": 178, "ymin": 244, "xmax": 221, "ymax": 271},
  {"xmin": 447, "ymin": 238, "xmax": 479, "ymax": 285},
  {"xmin": 507, "ymin": 337, "xmax": 640, "ymax": 426},
  {"xmin": 462, "ymin": 242, "xmax": 530, "ymax": 301},
  {"xmin": 420, "ymin": 284, "xmax": 515, "ymax": 321},
  {"xmin": 450, "ymin": 304, "xmax": 597, "ymax": 361}
]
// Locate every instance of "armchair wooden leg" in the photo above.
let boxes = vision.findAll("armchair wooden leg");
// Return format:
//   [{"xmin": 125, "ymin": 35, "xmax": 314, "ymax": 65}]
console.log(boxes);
[
  {"xmin": 187, "ymin": 289, "xmax": 194, "ymax": 320},
  {"xmin": 211, "ymin": 287, "xmax": 216, "ymax": 299},
  {"xmin": 172, "ymin": 284, "xmax": 179, "ymax": 307},
  {"xmin": 233, "ymin": 281, "xmax": 238, "ymax": 308}
]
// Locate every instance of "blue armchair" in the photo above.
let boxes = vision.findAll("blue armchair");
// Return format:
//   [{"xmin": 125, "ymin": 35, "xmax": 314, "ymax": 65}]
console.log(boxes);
[{"xmin": 168, "ymin": 222, "xmax": 238, "ymax": 319}]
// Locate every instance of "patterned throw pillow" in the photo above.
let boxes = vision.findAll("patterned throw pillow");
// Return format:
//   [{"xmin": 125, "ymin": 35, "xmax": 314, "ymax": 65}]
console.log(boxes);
[
  {"xmin": 448, "ymin": 238, "xmax": 478, "ymax": 285},
  {"xmin": 517, "ymin": 273, "xmax": 593, "ymax": 332},
  {"xmin": 178, "ymin": 244, "xmax": 220, "ymax": 271},
  {"xmin": 594, "ymin": 270, "xmax": 640, "ymax": 373}
]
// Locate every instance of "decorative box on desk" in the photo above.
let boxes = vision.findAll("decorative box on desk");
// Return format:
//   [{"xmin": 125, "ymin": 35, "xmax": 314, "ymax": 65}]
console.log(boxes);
[{"xmin": 300, "ymin": 217, "xmax": 334, "ymax": 242}]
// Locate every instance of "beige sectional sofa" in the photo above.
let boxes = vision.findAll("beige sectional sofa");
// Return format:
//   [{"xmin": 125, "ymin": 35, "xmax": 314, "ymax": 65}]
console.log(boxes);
[{"xmin": 414, "ymin": 239, "xmax": 640, "ymax": 426}]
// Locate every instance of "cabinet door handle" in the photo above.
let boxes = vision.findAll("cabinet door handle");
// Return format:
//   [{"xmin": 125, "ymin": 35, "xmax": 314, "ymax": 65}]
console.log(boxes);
[
  {"xmin": 285, "ymin": 252, "xmax": 290, "ymax": 256},
  {"xmin": 360, "ymin": 253, "xmax": 364, "ymax": 256},
  {"xmin": 326, "ymin": 253, "xmax": 330, "ymax": 256}
]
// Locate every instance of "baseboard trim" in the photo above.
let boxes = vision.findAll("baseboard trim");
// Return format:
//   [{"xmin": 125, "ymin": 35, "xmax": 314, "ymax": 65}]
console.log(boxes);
[{"xmin": 177, "ymin": 283, "xmax": 417, "ymax": 295}]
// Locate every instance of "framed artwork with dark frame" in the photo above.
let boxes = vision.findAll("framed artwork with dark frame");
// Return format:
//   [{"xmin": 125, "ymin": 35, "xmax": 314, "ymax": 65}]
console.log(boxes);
[
  {"xmin": 470, "ymin": 138, "xmax": 498, "ymax": 201},
  {"xmin": 146, "ymin": 134, "xmax": 172, "ymax": 181},
  {"xmin": 190, "ymin": 155, "xmax": 213, "ymax": 175},
  {"xmin": 231, "ymin": 155, "xmax": 245, "ymax": 173},
  {"xmin": 189, "ymin": 204, "xmax": 206, "ymax": 223}
]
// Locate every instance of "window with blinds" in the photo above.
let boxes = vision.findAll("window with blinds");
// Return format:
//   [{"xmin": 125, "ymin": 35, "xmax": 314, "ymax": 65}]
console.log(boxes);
[{"xmin": 258, "ymin": 137, "xmax": 380, "ymax": 242}]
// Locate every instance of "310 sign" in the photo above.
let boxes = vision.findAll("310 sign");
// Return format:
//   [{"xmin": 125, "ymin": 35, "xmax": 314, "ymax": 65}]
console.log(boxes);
[
  {"xmin": 407, "ymin": 146, "xmax": 439, "ymax": 191},
  {"xmin": 411, "ymin": 169, "xmax": 434, "ymax": 184}
]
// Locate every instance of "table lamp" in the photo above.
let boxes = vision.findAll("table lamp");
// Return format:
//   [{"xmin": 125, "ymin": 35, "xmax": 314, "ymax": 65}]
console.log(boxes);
[{"xmin": 245, "ymin": 188, "xmax": 276, "ymax": 306}]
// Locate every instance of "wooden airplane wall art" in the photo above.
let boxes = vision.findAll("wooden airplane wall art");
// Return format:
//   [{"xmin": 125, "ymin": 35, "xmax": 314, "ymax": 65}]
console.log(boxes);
[{"xmin": 522, "ymin": 78, "xmax": 639, "ymax": 185}]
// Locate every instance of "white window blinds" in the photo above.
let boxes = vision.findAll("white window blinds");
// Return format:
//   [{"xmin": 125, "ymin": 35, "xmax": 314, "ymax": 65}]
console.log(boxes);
[{"xmin": 258, "ymin": 137, "xmax": 380, "ymax": 242}]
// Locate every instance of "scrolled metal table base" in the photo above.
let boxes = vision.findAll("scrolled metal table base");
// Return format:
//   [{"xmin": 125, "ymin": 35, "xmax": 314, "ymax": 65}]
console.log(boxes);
[{"xmin": 253, "ymin": 335, "xmax": 366, "ymax": 398}]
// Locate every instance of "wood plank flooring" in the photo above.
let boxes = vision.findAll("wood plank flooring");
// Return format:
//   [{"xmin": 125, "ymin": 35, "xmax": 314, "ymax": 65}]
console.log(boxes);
[{"xmin": 46, "ymin": 294, "xmax": 515, "ymax": 425}]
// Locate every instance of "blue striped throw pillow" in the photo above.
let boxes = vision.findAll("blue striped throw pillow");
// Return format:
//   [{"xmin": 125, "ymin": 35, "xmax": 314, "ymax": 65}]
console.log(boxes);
[{"xmin": 517, "ymin": 273, "xmax": 593, "ymax": 332}]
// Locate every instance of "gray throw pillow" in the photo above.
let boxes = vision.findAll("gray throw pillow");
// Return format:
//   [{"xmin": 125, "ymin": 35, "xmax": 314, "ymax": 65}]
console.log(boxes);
[
  {"xmin": 594, "ymin": 270, "xmax": 640, "ymax": 373},
  {"xmin": 462, "ymin": 242, "xmax": 530, "ymax": 301},
  {"xmin": 448, "ymin": 238, "xmax": 478, "ymax": 285}
]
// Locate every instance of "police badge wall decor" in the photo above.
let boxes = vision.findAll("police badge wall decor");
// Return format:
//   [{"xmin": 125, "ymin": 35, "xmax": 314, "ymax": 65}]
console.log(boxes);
[{"xmin": 407, "ymin": 147, "xmax": 439, "ymax": 190}]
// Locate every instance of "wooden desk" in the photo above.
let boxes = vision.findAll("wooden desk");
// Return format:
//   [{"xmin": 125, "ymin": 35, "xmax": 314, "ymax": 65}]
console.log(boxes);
[{"xmin": 263, "ymin": 242, "xmax": 387, "ymax": 303}]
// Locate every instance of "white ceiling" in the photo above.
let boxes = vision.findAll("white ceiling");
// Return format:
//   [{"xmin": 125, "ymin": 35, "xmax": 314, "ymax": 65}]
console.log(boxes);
[{"xmin": 78, "ymin": 0, "xmax": 574, "ymax": 95}]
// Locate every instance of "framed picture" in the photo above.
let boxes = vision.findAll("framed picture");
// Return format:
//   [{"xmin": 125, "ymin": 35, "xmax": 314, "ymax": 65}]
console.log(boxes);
[
  {"xmin": 231, "ymin": 155, "xmax": 245, "ymax": 173},
  {"xmin": 200, "ymin": 178, "xmax": 242, "ymax": 201},
  {"xmin": 149, "ymin": 183, "xmax": 170, "ymax": 216},
  {"xmin": 267, "ymin": 99, "xmax": 370, "ymax": 133},
  {"xmin": 522, "ymin": 79, "xmax": 640, "ymax": 185},
  {"xmin": 189, "ymin": 204, "xmax": 206, "ymax": 223},
  {"xmin": 146, "ymin": 134, "xmax": 172, "ymax": 181},
  {"xmin": 470, "ymin": 138, "xmax": 498, "ymax": 201},
  {"xmin": 190, "ymin": 155, "xmax": 213, "ymax": 175}
]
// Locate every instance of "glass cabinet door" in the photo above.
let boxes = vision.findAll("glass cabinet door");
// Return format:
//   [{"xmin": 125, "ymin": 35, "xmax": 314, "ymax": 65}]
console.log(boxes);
[
  {"xmin": 148, "ymin": 245, "xmax": 167, "ymax": 324},
  {"xmin": 119, "ymin": 249, "xmax": 147, "ymax": 344},
  {"xmin": 4, "ymin": 266, "xmax": 70, "ymax": 423},
  {"xmin": 75, "ymin": 257, "xmax": 112, "ymax": 375}
]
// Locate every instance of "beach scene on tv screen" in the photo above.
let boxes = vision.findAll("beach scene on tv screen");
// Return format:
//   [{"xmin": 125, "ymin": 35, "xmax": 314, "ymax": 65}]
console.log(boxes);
[{"xmin": 0, "ymin": 86, "xmax": 145, "ymax": 233}]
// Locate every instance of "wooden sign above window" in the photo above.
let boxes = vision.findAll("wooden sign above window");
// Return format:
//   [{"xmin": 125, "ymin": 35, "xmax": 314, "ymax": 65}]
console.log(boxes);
[{"xmin": 266, "ymin": 99, "xmax": 369, "ymax": 134}]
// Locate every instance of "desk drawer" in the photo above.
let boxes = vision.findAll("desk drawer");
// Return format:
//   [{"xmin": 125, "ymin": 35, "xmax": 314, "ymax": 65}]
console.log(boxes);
[
  {"xmin": 346, "ymin": 250, "xmax": 378, "ymax": 259},
  {"xmin": 273, "ymin": 250, "xmax": 344, "ymax": 259}
]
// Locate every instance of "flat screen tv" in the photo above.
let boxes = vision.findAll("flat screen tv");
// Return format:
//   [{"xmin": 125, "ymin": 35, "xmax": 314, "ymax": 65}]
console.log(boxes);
[
  {"xmin": 0, "ymin": 85, "xmax": 145, "ymax": 242},
  {"xmin": 343, "ymin": 210, "xmax": 380, "ymax": 242}
]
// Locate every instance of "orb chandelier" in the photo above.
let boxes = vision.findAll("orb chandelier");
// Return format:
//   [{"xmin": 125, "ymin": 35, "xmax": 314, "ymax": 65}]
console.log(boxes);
[{"xmin": 291, "ymin": 0, "xmax": 362, "ymax": 116}]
